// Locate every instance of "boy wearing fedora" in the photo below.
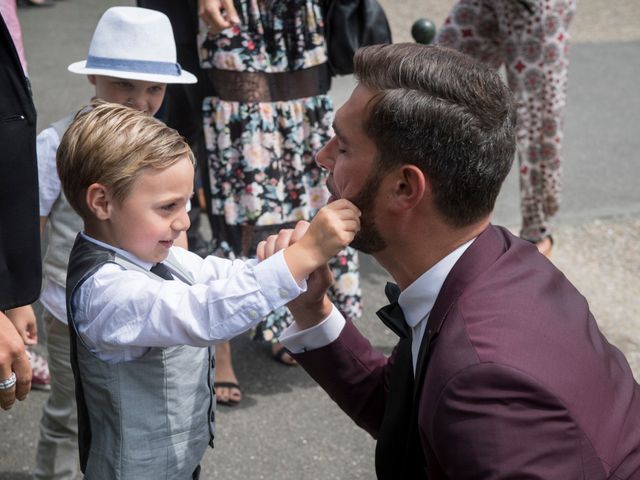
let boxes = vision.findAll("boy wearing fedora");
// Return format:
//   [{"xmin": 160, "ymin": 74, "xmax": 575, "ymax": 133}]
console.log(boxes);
[{"xmin": 31, "ymin": 7, "xmax": 196, "ymax": 479}]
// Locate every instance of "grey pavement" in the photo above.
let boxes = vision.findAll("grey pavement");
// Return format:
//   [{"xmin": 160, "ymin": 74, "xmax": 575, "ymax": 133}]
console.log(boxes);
[{"xmin": 1, "ymin": 0, "xmax": 639, "ymax": 478}]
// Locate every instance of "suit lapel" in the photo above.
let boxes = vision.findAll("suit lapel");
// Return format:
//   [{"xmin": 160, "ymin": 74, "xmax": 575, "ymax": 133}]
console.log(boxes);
[{"xmin": 413, "ymin": 225, "xmax": 508, "ymax": 395}]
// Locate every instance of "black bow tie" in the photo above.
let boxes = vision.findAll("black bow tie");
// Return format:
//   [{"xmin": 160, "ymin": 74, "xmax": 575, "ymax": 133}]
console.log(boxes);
[
  {"xmin": 376, "ymin": 282, "xmax": 411, "ymax": 339},
  {"xmin": 151, "ymin": 262, "xmax": 173, "ymax": 280}
]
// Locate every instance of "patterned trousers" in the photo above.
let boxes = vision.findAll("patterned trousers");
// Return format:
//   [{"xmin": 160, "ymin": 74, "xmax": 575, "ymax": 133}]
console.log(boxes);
[{"xmin": 436, "ymin": 0, "xmax": 576, "ymax": 242}]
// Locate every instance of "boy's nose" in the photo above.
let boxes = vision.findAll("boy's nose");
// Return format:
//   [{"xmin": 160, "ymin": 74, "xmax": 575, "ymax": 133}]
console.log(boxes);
[{"xmin": 173, "ymin": 210, "xmax": 191, "ymax": 232}]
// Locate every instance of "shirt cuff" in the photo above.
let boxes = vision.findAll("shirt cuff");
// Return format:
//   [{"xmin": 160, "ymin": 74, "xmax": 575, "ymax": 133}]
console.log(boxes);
[
  {"xmin": 252, "ymin": 250, "xmax": 306, "ymax": 310},
  {"xmin": 279, "ymin": 305, "xmax": 345, "ymax": 354}
]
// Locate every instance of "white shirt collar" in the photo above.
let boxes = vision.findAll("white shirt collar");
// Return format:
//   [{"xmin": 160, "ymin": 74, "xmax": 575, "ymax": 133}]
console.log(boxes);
[
  {"xmin": 81, "ymin": 232, "xmax": 155, "ymax": 271},
  {"xmin": 398, "ymin": 237, "xmax": 475, "ymax": 328}
]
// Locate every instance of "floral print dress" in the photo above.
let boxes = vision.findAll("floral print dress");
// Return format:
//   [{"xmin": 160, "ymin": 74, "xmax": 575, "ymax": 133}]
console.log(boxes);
[{"xmin": 199, "ymin": 0, "xmax": 362, "ymax": 341}]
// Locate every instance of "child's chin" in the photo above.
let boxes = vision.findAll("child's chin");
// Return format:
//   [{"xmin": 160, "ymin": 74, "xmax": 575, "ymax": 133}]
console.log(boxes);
[
  {"xmin": 148, "ymin": 249, "xmax": 170, "ymax": 264},
  {"xmin": 157, "ymin": 250, "xmax": 170, "ymax": 261}
]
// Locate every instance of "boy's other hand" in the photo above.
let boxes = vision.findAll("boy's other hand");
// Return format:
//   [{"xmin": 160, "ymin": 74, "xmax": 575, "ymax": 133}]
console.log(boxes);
[
  {"xmin": 198, "ymin": 0, "xmax": 241, "ymax": 35},
  {"xmin": 257, "ymin": 221, "xmax": 309, "ymax": 261}
]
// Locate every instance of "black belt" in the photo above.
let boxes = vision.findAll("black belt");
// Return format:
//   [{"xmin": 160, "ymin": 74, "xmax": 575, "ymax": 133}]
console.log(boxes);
[{"xmin": 207, "ymin": 63, "xmax": 330, "ymax": 103}]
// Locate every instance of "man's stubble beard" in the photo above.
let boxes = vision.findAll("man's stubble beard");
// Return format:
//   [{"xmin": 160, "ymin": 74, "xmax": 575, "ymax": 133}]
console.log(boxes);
[{"xmin": 344, "ymin": 171, "xmax": 387, "ymax": 254}]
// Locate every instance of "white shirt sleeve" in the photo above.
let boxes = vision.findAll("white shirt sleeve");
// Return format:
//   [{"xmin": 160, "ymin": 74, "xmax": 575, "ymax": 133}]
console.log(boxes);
[
  {"xmin": 37, "ymin": 127, "xmax": 61, "ymax": 217},
  {"xmin": 279, "ymin": 304, "xmax": 346, "ymax": 354},
  {"xmin": 72, "ymin": 248, "xmax": 305, "ymax": 363}
]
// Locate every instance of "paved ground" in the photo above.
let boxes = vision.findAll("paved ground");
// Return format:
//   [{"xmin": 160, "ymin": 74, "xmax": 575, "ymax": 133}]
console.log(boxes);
[{"xmin": 1, "ymin": 0, "xmax": 639, "ymax": 478}]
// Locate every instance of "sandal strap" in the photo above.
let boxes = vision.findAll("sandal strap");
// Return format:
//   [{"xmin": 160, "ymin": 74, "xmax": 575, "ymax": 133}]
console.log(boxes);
[{"xmin": 213, "ymin": 381, "xmax": 241, "ymax": 390}]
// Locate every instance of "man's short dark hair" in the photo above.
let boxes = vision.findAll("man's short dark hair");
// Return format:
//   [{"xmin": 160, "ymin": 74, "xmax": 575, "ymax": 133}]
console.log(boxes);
[{"xmin": 354, "ymin": 43, "xmax": 517, "ymax": 227}]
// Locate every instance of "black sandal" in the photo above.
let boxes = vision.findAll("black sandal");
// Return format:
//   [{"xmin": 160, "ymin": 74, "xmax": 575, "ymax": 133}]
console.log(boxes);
[
  {"xmin": 18, "ymin": 0, "xmax": 56, "ymax": 7},
  {"xmin": 272, "ymin": 345, "xmax": 298, "ymax": 366},
  {"xmin": 213, "ymin": 381, "xmax": 241, "ymax": 406}
]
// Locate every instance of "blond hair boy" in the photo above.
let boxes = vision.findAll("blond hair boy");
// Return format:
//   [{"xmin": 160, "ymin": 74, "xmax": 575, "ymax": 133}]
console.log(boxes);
[
  {"xmin": 30, "ymin": 7, "xmax": 198, "ymax": 479},
  {"xmin": 58, "ymin": 101, "xmax": 359, "ymax": 479}
]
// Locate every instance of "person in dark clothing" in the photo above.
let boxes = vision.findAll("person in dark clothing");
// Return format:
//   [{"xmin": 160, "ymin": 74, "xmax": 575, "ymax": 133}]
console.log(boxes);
[{"xmin": 0, "ymin": 13, "xmax": 41, "ymax": 410}]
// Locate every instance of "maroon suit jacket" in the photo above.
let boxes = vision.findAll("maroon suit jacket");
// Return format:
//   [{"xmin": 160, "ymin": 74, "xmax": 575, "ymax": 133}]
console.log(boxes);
[{"xmin": 294, "ymin": 225, "xmax": 640, "ymax": 479}]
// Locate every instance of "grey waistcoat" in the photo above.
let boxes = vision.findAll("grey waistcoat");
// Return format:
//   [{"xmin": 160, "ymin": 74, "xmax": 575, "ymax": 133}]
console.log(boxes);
[
  {"xmin": 66, "ymin": 234, "xmax": 215, "ymax": 479},
  {"xmin": 42, "ymin": 114, "xmax": 82, "ymax": 288}
]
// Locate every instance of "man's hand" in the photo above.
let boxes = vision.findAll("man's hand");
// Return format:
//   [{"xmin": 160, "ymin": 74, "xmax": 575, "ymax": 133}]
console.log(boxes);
[
  {"xmin": 198, "ymin": 0, "xmax": 240, "ymax": 35},
  {"xmin": 0, "ymin": 311, "xmax": 32, "ymax": 410},
  {"xmin": 6, "ymin": 305, "xmax": 38, "ymax": 346},
  {"xmin": 287, "ymin": 266, "xmax": 335, "ymax": 330}
]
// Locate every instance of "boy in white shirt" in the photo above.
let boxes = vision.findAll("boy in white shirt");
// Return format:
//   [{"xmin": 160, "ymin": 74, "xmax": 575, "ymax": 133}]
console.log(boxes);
[
  {"xmin": 28, "ymin": 7, "xmax": 199, "ymax": 479},
  {"xmin": 56, "ymin": 100, "xmax": 360, "ymax": 479}
]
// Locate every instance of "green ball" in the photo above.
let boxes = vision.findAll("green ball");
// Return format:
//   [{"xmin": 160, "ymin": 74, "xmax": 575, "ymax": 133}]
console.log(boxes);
[{"xmin": 411, "ymin": 18, "xmax": 437, "ymax": 45}]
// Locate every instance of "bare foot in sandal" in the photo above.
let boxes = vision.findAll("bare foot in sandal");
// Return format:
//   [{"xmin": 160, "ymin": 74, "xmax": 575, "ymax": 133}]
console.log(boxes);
[
  {"xmin": 535, "ymin": 236, "xmax": 553, "ymax": 258},
  {"xmin": 214, "ymin": 341, "xmax": 242, "ymax": 406},
  {"xmin": 272, "ymin": 342, "xmax": 297, "ymax": 366}
]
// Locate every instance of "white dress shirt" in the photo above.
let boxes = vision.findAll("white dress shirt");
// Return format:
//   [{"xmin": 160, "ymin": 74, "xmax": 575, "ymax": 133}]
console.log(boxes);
[
  {"xmin": 73, "ymin": 234, "xmax": 305, "ymax": 364},
  {"xmin": 280, "ymin": 238, "xmax": 474, "ymax": 373}
]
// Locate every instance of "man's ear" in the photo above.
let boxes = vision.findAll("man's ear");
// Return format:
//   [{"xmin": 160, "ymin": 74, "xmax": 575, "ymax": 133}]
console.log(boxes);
[
  {"xmin": 389, "ymin": 165, "xmax": 427, "ymax": 210},
  {"xmin": 85, "ymin": 183, "xmax": 112, "ymax": 220},
  {"xmin": 87, "ymin": 75, "xmax": 96, "ymax": 86}
]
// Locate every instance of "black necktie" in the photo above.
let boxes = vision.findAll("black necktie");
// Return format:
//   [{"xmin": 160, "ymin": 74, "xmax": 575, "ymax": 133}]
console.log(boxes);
[
  {"xmin": 376, "ymin": 282, "xmax": 411, "ymax": 339},
  {"xmin": 150, "ymin": 262, "xmax": 173, "ymax": 280},
  {"xmin": 375, "ymin": 282, "xmax": 426, "ymax": 478}
]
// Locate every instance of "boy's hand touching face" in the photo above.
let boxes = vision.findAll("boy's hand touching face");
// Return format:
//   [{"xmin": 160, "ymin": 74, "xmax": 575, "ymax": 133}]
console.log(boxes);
[
  {"xmin": 257, "ymin": 200, "xmax": 361, "ymax": 265},
  {"xmin": 302, "ymin": 199, "xmax": 361, "ymax": 265},
  {"xmin": 268, "ymin": 200, "xmax": 359, "ymax": 285},
  {"xmin": 256, "ymin": 199, "xmax": 360, "ymax": 282}
]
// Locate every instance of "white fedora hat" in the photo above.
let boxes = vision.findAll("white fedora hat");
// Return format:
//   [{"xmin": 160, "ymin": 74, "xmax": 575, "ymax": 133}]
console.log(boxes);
[{"xmin": 68, "ymin": 6, "xmax": 196, "ymax": 84}]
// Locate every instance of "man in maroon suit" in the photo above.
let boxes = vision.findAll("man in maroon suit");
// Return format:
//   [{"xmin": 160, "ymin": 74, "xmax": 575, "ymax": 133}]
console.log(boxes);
[{"xmin": 273, "ymin": 44, "xmax": 640, "ymax": 478}]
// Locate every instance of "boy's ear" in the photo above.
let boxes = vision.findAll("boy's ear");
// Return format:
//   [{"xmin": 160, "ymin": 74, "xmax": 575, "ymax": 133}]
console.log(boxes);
[
  {"xmin": 87, "ymin": 75, "xmax": 96, "ymax": 86},
  {"xmin": 86, "ymin": 183, "xmax": 112, "ymax": 220},
  {"xmin": 388, "ymin": 164, "xmax": 427, "ymax": 211}
]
